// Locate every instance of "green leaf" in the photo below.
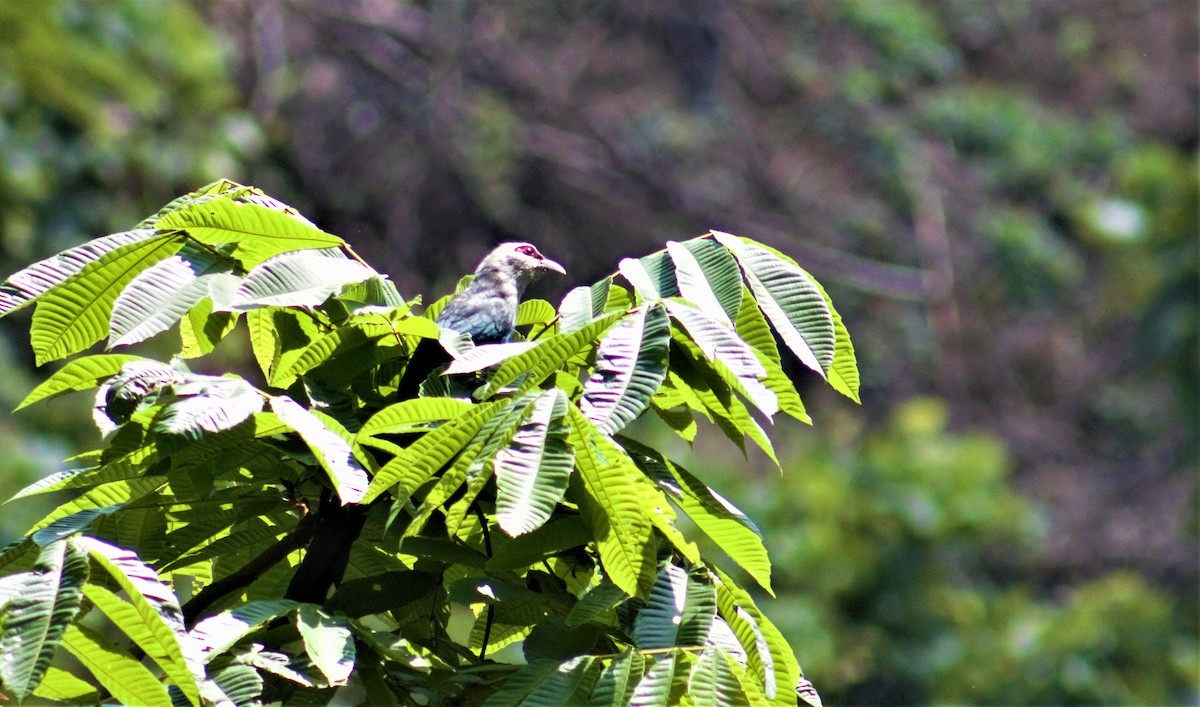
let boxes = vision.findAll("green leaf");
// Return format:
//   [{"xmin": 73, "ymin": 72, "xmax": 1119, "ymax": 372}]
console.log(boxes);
[
  {"xmin": 15, "ymin": 353, "xmax": 144, "ymax": 411},
  {"xmin": 580, "ymin": 304, "xmax": 671, "ymax": 436},
  {"xmin": 487, "ymin": 515, "xmax": 591, "ymax": 572},
  {"xmin": 618, "ymin": 251, "xmax": 679, "ymax": 301},
  {"xmin": 565, "ymin": 581, "xmax": 628, "ymax": 628},
  {"xmin": 270, "ymin": 396, "xmax": 369, "ymax": 505},
  {"xmin": 28, "ymin": 477, "xmax": 167, "ymax": 538},
  {"xmin": 633, "ymin": 564, "xmax": 716, "ymax": 650},
  {"xmin": 620, "ymin": 438, "xmax": 773, "ymax": 594},
  {"xmin": 689, "ymin": 646, "xmax": 753, "ymax": 706},
  {"xmin": 566, "ymin": 408, "xmax": 656, "ymax": 599},
  {"xmin": 283, "ymin": 316, "xmax": 435, "ymax": 381},
  {"xmin": 79, "ymin": 536, "xmax": 204, "ymax": 705},
  {"xmin": 0, "ymin": 539, "xmax": 88, "ymax": 701},
  {"xmin": 246, "ymin": 307, "xmax": 325, "ymax": 386},
  {"xmin": 0, "ymin": 229, "xmax": 157, "ymax": 318},
  {"xmin": 109, "ymin": 247, "xmax": 235, "ymax": 347},
  {"xmin": 222, "ymin": 250, "xmax": 377, "ymax": 311},
  {"xmin": 558, "ymin": 278, "xmax": 612, "ymax": 333},
  {"xmin": 629, "ymin": 651, "xmax": 691, "ymax": 707},
  {"xmin": 476, "ymin": 311, "xmax": 625, "ymax": 399},
  {"xmin": 811, "ymin": 277, "xmax": 861, "ymax": 403},
  {"xmin": 495, "ymin": 389, "xmax": 574, "ymax": 536},
  {"xmin": 667, "ymin": 239, "xmax": 743, "ymax": 324},
  {"xmin": 712, "ymin": 567, "xmax": 800, "ymax": 705},
  {"xmin": 712, "ymin": 231, "xmax": 835, "ymax": 376},
  {"xmin": 209, "ymin": 664, "xmax": 263, "ymax": 705},
  {"xmin": 361, "ymin": 400, "xmax": 503, "ymax": 504},
  {"xmin": 357, "ymin": 397, "xmax": 474, "ymax": 439},
  {"xmin": 82, "ymin": 584, "xmax": 197, "ymax": 695},
  {"xmin": 664, "ymin": 300, "xmax": 776, "ymax": 419},
  {"xmin": 178, "ymin": 297, "xmax": 238, "ymax": 359},
  {"xmin": 61, "ymin": 623, "xmax": 172, "ymax": 707},
  {"xmin": 189, "ymin": 600, "xmax": 300, "ymax": 663},
  {"xmin": 155, "ymin": 196, "xmax": 344, "ymax": 268},
  {"xmin": 588, "ymin": 649, "xmax": 645, "ymax": 706},
  {"xmin": 296, "ymin": 604, "xmax": 355, "ymax": 688},
  {"xmin": 31, "ymin": 232, "xmax": 189, "ymax": 365},
  {"xmin": 31, "ymin": 665, "xmax": 98, "ymax": 703},
  {"xmin": 734, "ymin": 285, "xmax": 780, "ymax": 364},
  {"xmin": 443, "ymin": 341, "xmax": 538, "ymax": 375},
  {"xmin": 155, "ymin": 378, "xmax": 265, "ymax": 441},
  {"xmin": 517, "ymin": 298, "xmax": 558, "ymax": 327}
]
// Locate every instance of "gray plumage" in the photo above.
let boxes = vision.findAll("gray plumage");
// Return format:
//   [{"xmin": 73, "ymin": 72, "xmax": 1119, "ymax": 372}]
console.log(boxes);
[{"xmin": 435, "ymin": 242, "xmax": 565, "ymax": 344}]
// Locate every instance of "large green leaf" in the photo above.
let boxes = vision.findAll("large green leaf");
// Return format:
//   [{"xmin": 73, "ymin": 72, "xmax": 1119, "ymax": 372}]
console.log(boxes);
[
  {"xmin": 712, "ymin": 567, "xmax": 800, "ymax": 705},
  {"xmin": 82, "ymin": 584, "xmax": 198, "ymax": 697},
  {"xmin": 558, "ymin": 277, "xmax": 612, "ymax": 333},
  {"xmin": 810, "ymin": 276, "xmax": 861, "ymax": 403},
  {"xmin": 61, "ymin": 623, "xmax": 171, "ymax": 707},
  {"xmin": 222, "ymin": 250, "xmax": 377, "ymax": 311},
  {"xmin": 154, "ymin": 196, "xmax": 344, "ymax": 267},
  {"xmin": 30, "ymin": 232, "xmax": 189, "ymax": 365},
  {"xmin": 0, "ymin": 229, "xmax": 157, "ymax": 318},
  {"xmin": 669, "ymin": 339, "xmax": 779, "ymax": 465},
  {"xmin": 0, "ymin": 539, "xmax": 88, "ymax": 701},
  {"xmin": 283, "ymin": 315, "xmax": 437, "ymax": 381},
  {"xmin": 495, "ymin": 389, "xmax": 574, "ymax": 536},
  {"xmin": 28, "ymin": 477, "xmax": 167, "ymax": 538},
  {"xmin": 406, "ymin": 394, "xmax": 537, "ymax": 538},
  {"xmin": 619, "ymin": 438, "xmax": 773, "ymax": 594},
  {"xmin": 361, "ymin": 400, "xmax": 504, "ymax": 504},
  {"xmin": 270, "ymin": 396, "xmax": 370, "ymax": 505},
  {"xmin": 580, "ymin": 304, "xmax": 670, "ymax": 436},
  {"xmin": 484, "ymin": 656, "xmax": 596, "ymax": 707},
  {"xmin": 79, "ymin": 536, "xmax": 204, "ymax": 705},
  {"xmin": 587, "ymin": 649, "xmax": 645, "ymax": 706},
  {"xmin": 633, "ymin": 564, "xmax": 716, "ymax": 650},
  {"xmin": 189, "ymin": 600, "xmax": 300, "ymax": 663},
  {"xmin": 629, "ymin": 651, "xmax": 692, "ymax": 707},
  {"xmin": 476, "ymin": 311, "xmax": 625, "ymax": 399},
  {"xmin": 30, "ymin": 665, "xmax": 98, "ymax": 703},
  {"xmin": 566, "ymin": 408, "xmax": 656, "ymax": 599},
  {"xmin": 712, "ymin": 231, "xmax": 835, "ymax": 377},
  {"xmin": 688, "ymin": 646, "xmax": 755, "ymax": 706},
  {"xmin": 154, "ymin": 377, "xmax": 265, "ymax": 441},
  {"xmin": 178, "ymin": 297, "xmax": 239, "ymax": 359},
  {"xmin": 15, "ymin": 353, "xmax": 144, "ymax": 411},
  {"xmin": 357, "ymin": 397, "xmax": 474, "ymax": 439},
  {"xmin": 296, "ymin": 604, "xmax": 355, "ymax": 688},
  {"xmin": 667, "ymin": 239, "xmax": 743, "ymax": 324},
  {"xmin": 109, "ymin": 246, "xmax": 235, "ymax": 347},
  {"xmin": 245, "ymin": 307, "xmax": 326, "ymax": 386},
  {"xmin": 487, "ymin": 515, "xmax": 591, "ymax": 572},
  {"xmin": 618, "ymin": 252, "xmax": 679, "ymax": 301},
  {"xmin": 664, "ymin": 300, "xmax": 776, "ymax": 419}
]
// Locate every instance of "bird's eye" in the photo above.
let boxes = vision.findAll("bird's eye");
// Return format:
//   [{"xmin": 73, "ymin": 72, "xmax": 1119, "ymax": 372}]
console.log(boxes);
[{"xmin": 516, "ymin": 245, "xmax": 538, "ymax": 257}]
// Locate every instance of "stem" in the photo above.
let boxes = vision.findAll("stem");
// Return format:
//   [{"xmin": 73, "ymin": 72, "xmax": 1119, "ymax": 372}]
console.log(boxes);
[
  {"xmin": 473, "ymin": 502, "xmax": 495, "ymax": 660},
  {"xmin": 182, "ymin": 512, "xmax": 317, "ymax": 628}
]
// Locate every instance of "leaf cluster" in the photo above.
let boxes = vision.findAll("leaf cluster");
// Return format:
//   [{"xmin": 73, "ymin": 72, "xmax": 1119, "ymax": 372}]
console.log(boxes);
[{"xmin": 0, "ymin": 181, "xmax": 858, "ymax": 705}]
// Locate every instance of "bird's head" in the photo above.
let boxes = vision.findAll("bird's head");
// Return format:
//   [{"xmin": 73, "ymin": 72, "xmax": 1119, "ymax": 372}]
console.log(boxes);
[{"xmin": 476, "ymin": 242, "xmax": 566, "ymax": 290}]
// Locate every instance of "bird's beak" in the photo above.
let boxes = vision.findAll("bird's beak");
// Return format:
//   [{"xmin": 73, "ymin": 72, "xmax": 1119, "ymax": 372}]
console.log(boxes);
[{"xmin": 541, "ymin": 257, "xmax": 566, "ymax": 275}]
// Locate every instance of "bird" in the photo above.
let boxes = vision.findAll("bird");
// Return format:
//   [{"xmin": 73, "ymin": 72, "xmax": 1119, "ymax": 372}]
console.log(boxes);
[
  {"xmin": 435, "ymin": 242, "xmax": 566, "ymax": 344},
  {"xmin": 397, "ymin": 242, "xmax": 565, "ymax": 397},
  {"xmin": 285, "ymin": 242, "xmax": 564, "ymax": 605}
]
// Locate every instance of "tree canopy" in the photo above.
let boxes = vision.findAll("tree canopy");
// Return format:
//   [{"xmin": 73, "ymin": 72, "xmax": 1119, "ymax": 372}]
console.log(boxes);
[{"xmin": 0, "ymin": 180, "xmax": 857, "ymax": 705}]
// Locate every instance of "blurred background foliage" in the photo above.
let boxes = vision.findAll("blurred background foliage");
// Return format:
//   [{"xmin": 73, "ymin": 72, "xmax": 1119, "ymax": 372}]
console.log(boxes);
[{"xmin": 0, "ymin": 1, "xmax": 1195, "ymax": 704}]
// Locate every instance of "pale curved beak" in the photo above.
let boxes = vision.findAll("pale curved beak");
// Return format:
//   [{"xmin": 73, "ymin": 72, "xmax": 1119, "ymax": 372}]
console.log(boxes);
[{"xmin": 541, "ymin": 257, "xmax": 566, "ymax": 275}]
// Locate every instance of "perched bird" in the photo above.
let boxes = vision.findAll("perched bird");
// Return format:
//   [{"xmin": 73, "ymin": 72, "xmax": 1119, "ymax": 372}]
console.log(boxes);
[
  {"xmin": 286, "ymin": 243, "xmax": 564, "ymax": 605},
  {"xmin": 435, "ymin": 242, "xmax": 566, "ymax": 344},
  {"xmin": 397, "ymin": 242, "xmax": 565, "ymax": 397}
]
